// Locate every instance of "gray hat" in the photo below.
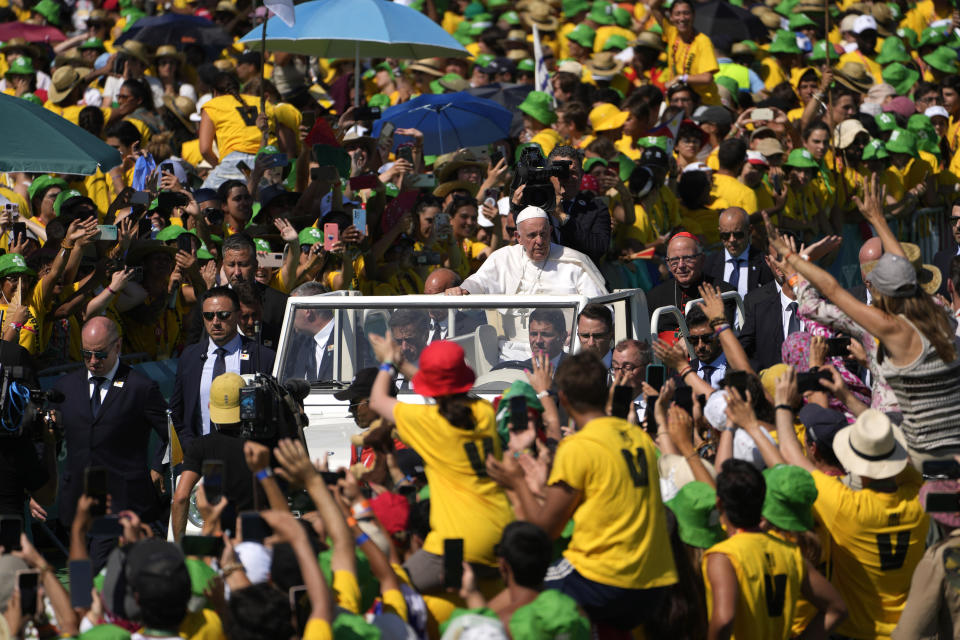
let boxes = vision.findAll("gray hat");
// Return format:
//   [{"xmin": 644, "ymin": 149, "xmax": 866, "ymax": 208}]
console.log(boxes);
[{"xmin": 864, "ymin": 253, "xmax": 917, "ymax": 298}]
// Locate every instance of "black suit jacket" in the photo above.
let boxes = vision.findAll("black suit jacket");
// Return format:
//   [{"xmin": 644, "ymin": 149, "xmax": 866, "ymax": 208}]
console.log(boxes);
[
  {"xmin": 170, "ymin": 335, "xmax": 277, "ymax": 450},
  {"xmin": 281, "ymin": 329, "xmax": 335, "ymax": 383},
  {"xmin": 934, "ymin": 246, "xmax": 958, "ymax": 297},
  {"xmin": 555, "ymin": 193, "xmax": 610, "ymax": 264},
  {"xmin": 183, "ymin": 282, "xmax": 287, "ymax": 348},
  {"xmin": 702, "ymin": 245, "xmax": 774, "ymax": 294},
  {"xmin": 54, "ymin": 363, "xmax": 168, "ymax": 526},
  {"xmin": 739, "ymin": 281, "xmax": 789, "ymax": 371},
  {"xmin": 646, "ymin": 274, "xmax": 737, "ymax": 333}
]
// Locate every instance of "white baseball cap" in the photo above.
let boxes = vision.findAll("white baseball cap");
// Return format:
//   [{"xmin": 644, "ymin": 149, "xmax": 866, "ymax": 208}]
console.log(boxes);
[
  {"xmin": 925, "ymin": 105, "xmax": 950, "ymax": 120},
  {"xmin": 853, "ymin": 14, "xmax": 878, "ymax": 34}
]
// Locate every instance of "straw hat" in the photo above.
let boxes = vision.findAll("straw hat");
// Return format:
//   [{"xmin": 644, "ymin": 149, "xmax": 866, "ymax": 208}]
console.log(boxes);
[
  {"xmin": 521, "ymin": 2, "xmax": 560, "ymax": 31},
  {"xmin": 433, "ymin": 180, "xmax": 480, "ymax": 198},
  {"xmin": 213, "ymin": 58, "xmax": 236, "ymax": 72},
  {"xmin": 585, "ymin": 51, "xmax": 624, "ymax": 79},
  {"xmin": 407, "ymin": 58, "xmax": 446, "ymax": 77},
  {"xmin": 163, "ymin": 95, "xmax": 198, "ymax": 133},
  {"xmin": 154, "ymin": 45, "xmax": 186, "ymax": 65},
  {"xmin": 831, "ymin": 409, "xmax": 908, "ymax": 479},
  {"xmin": 48, "ymin": 66, "xmax": 84, "ymax": 103},
  {"xmin": 901, "ymin": 242, "xmax": 942, "ymax": 294},
  {"xmin": 435, "ymin": 149, "xmax": 486, "ymax": 183},
  {"xmin": 833, "ymin": 61, "xmax": 874, "ymax": 93},
  {"xmin": 117, "ymin": 40, "xmax": 152, "ymax": 66},
  {"xmin": 833, "ymin": 118, "xmax": 868, "ymax": 149},
  {"xmin": 0, "ymin": 38, "xmax": 41, "ymax": 60},
  {"xmin": 633, "ymin": 31, "xmax": 665, "ymax": 52}
]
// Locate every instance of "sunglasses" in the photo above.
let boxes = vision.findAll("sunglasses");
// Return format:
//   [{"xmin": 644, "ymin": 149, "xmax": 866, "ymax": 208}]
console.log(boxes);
[
  {"xmin": 202, "ymin": 310, "xmax": 234, "ymax": 321},
  {"xmin": 686, "ymin": 334, "xmax": 716, "ymax": 345},
  {"xmin": 81, "ymin": 348, "xmax": 111, "ymax": 360},
  {"xmin": 951, "ymin": 216, "xmax": 960, "ymax": 225},
  {"xmin": 719, "ymin": 231, "xmax": 746, "ymax": 240}
]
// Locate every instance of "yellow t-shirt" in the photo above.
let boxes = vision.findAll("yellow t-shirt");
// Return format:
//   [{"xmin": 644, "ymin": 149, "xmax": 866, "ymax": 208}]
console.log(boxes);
[
  {"xmin": 622, "ymin": 187, "xmax": 682, "ymax": 245},
  {"xmin": 274, "ymin": 101, "xmax": 303, "ymax": 153},
  {"xmin": 393, "ymin": 400, "xmax": 514, "ymax": 566},
  {"xmin": 811, "ymin": 468, "xmax": 929, "ymax": 639},
  {"xmin": 759, "ymin": 56, "xmax": 787, "ymax": 92},
  {"xmin": 0, "ymin": 185, "xmax": 30, "ymax": 219},
  {"xmin": 181, "ymin": 138, "xmax": 204, "ymax": 167},
  {"xmin": 302, "ymin": 619, "xmax": 333, "ymax": 640},
  {"xmin": 662, "ymin": 23, "xmax": 720, "ymax": 105},
  {"xmin": 710, "ymin": 173, "xmax": 759, "ymax": 213},
  {"xmin": 0, "ymin": 280, "xmax": 43, "ymax": 354},
  {"xmin": 202, "ymin": 94, "xmax": 277, "ymax": 160},
  {"xmin": 179, "ymin": 608, "xmax": 224, "ymax": 640},
  {"xmin": 462, "ymin": 238, "xmax": 489, "ymax": 273},
  {"xmin": 43, "ymin": 102, "xmax": 84, "ymax": 125},
  {"xmin": 74, "ymin": 170, "xmax": 111, "ymax": 219},
  {"xmin": 548, "ymin": 416, "xmax": 678, "ymax": 590},
  {"xmin": 332, "ymin": 570, "xmax": 361, "ymax": 614},
  {"xmin": 594, "ymin": 26, "xmax": 638, "ymax": 53},
  {"xmin": 680, "ymin": 205, "xmax": 722, "ymax": 244},
  {"xmin": 886, "ymin": 157, "xmax": 934, "ymax": 201},
  {"xmin": 615, "ymin": 135, "xmax": 641, "ymax": 160},
  {"xmin": 703, "ymin": 531, "xmax": 805, "ymax": 640}
]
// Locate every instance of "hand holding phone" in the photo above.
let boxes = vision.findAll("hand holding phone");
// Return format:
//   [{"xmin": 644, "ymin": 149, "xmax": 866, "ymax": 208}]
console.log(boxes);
[
  {"xmin": 611, "ymin": 385, "xmax": 633, "ymax": 419},
  {"xmin": 443, "ymin": 538, "xmax": 464, "ymax": 590},
  {"xmin": 240, "ymin": 512, "xmax": 272, "ymax": 544},
  {"xmin": 509, "ymin": 395, "xmax": 527, "ymax": 432},
  {"xmin": 323, "ymin": 223, "xmax": 339, "ymax": 251},
  {"xmin": 69, "ymin": 560, "xmax": 94, "ymax": 608},
  {"xmin": 84, "ymin": 466, "xmax": 108, "ymax": 517}
]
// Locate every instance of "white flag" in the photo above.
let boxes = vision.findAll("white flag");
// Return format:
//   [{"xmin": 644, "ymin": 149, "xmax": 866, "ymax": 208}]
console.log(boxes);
[
  {"xmin": 532, "ymin": 25, "xmax": 552, "ymax": 98},
  {"xmin": 264, "ymin": 0, "xmax": 295, "ymax": 27}
]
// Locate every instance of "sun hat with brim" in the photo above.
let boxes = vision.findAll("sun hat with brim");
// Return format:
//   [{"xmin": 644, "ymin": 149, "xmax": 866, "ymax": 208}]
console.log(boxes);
[
  {"xmin": 832, "ymin": 409, "xmax": 909, "ymax": 479},
  {"xmin": 638, "ymin": 135, "xmax": 668, "ymax": 152},
  {"xmin": 665, "ymin": 481, "xmax": 726, "ymax": 549},
  {"xmin": 48, "ymin": 65, "xmax": 84, "ymax": 103},
  {"xmin": 430, "ymin": 73, "xmax": 470, "ymax": 94},
  {"xmin": 155, "ymin": 224, "xmax": 188, "ymax": 242},
  {"xmin": 117, "ymin": 40, "xmax": 152, "ymax": 67},
  {"xmin": 587, "ymin": 1, "xmax": 616, "ymax": 25},
  {"xmin": 500, "ymin": 9, "xmax": 521, "ymax": 25},
  {"xmin": 585, "ymin": 51, "xmax": 624, "ymax": 79},
  {"xmin": 865, "ymin": 252, "xmax": 918, "ymax": 298},
  {"xmin": 563, "ymin": 0, "xmax": 591, "ymax": 16},
  {"xmin": 163, "ymin": 94, "xmax": 198, "ymax": 133},
  {"xmin": 509, "ymin": 590, "xmax": 590, "ymax": 640},
  {"xmin": 154, "ymin": 45, "xmax": 186, "ymax": 65},
  {"xmin": 518, "ymin": 90, "xmax": 557, "ymax": 126},
  {"xmin": 875, "ymin": 36, "xmax": 910, "ymax": 65},
  {"xmin": 433, "ymin": 180, "xmax": 480, "ymax": 199},
  {"xmin": 588, "ymin": 102, "xmax": 627, "ymax": 131},
  {"xmin": 833, "ymin": 61, "xmax": 874, "ymax": 93},
  {"xmin": 784, "ymin": 148, "xmax": 819, "ymax": 169},
  {"xmin": 874, "ymin": 111, "xmax": 897, "ymax": 132},
  {"xmin": 78, "ymin": 36, "xmax": 106, "ymax": 51},
  {"xmin": 20, "ymin": 92, "xmax": 42, "ymax": 105},
  {"xmin": 762, "ymin": 464, "xmax": 818, "ymax": 532},
  {"xmin": 411, "ymin": 341, "xmax": 475, "ymax": 397},
  {"xmin": 209, "ymin": 372, "xmax": 244, "ymax": 424},
  {"xmin": 914, "ymin": 128, "xmax": 941, "ymax": 155},
  {"xmin": 788, "ymin": 12, "xmax": 817, "ymax": 29},
  {"xmin": 53, "ymin": 189, "xmax": 92, "ymax": 216},
  {"xmin": 919, "ymin": 26, "xmax": 948, "ymax": 49},
  {"xmin": 908, "ymin": 113, "xmax": 938, "ymax": 135},
  {"xmin": 770, "ymin": 30, "xmax": 802, "ymax": 55},
  {"xmin": 407, "ymin": 58, "xmax": 446, "ymax": 77},
  {"xmin": 881, "ymin": 62, "xmax": 918, "ymax": 97},
  {"xmin": 517, "ymin": 58, "xmax": 536, "ymax": 72},
  {"xmin": 436, "ymin": 148, "xmax": 486, "ymax": 183},
  {"xmin": 5, "ymin": 56, "xmax": 34, "ymax": 77},
  {"xmin": 566, "ymin": 24, "xmax": 596, "ymax": 49},
  {"xmin": 298, "ymin": 226, "xmax": 324, "ymax": 246},
  {"xmin": 611, "ymin": 5, "xmax": 631, "ymax": 27},
  {"xmin": 633, "ymin": 31, "xmax": 665, "ymax": 53},
  {"xmin": 885, "ymin": 128, "xmax": 918, "ymax": 156},
  {"xmin": 521, "ymin": 2, "xmax": 560, "ymax": 31},
  {"xmin": 895, "ymin": 26, "xmax": 918, "ymax": 48},
  {"xmin": 755, "ymin": 137, "xmax": 786, "ymax": 158},
  {"xmin": 602, "ymin": 34, "xmax": 629, "ymax": 51},
  {"xmin": 834, "ymin": 119, "xmax": 869, "ymax": 149},
  {"xmin": 901, "ymin": 242, "xmax": 942, "ymax": 294},
  {"xmin": 923, "ymin": 46, "xmax": 960, "ymax": 74},
  {"xmin": 0, "ymin": 253, "xmax": 37, "ymax": 279},
  {"xmin": 27, "ymin": 174, "xmax": 67, "ymax": 201},
  {"xmin": 920, "ymin": 479, "xmax": 960, "ymax": 528},
  {"xmin": 32, "ymin": 0, "xmax": 60, "ymax": 25},
  {"xmin": 659, "ymin": 453, "xmax": 718, "ymax": 501},
  {"xmin": 862, "ymin": 138, "xmax": 889, "ymax": 160}
]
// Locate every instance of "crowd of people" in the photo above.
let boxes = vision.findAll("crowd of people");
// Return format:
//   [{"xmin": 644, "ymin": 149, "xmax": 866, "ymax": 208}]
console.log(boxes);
[{"xmin": 5, "ymin": 0, "xmax": 960, "ymax": 637}]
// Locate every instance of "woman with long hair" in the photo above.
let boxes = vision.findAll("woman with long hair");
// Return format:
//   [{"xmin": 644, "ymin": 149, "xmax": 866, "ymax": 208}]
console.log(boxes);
[{"xmin": 367, "ymin": 336, "xmax": 514, "ymax": 596}]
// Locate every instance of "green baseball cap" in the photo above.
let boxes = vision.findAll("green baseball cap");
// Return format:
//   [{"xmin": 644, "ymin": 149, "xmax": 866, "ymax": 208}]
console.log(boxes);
[
  {"xmin": 155, "ymin": 224, "xmax": 188, "ymax": 242},
  {"xmin": 5, "ymin": 55, "xmax": 33, "ymax": 77},
  {"xmin": 518, "ymin": 90, "xmax": 557, "ymax": 125},
  {"xmin": 784, "ymin": 148, "xmax": 819, "ymax": 169},
  {"xmin": 566, "ymin": 24, "xmax": 596, "ymax": 49},
  {"xmin": 874, "ymin": 111, "xmax": 898, "ymax": 132},
  {"xmin": 923, "ymin": 45, "xmax": 960, "ymax": 74},
  {"xmin": 863, "ymin": 138, "xmax": 889, "ymax": 160},
  {"xmin": 78, "ymin": 36, "xmax": 106, "ymax": 51},
  {"xmin": 563, "ymin": 0, "xmax": 591, "ymax": 17},
  {"xmin": 602, "ymin": 34, "xmax": 629, "ymax": 51},
  {"xmin": 875, "ymin": 36, "xmax": 910, "ymax": 65},
  {"xmin": 27, "ymin": 174, "xmax": 67, "ymax": 201},
  {"xmin": 885, "ymin": 128, "xmax": 918, "ymax": 156},
  {"xmin": 665, "ymin": 481, "xmax": 726, "ymax": 549},
  {"xmin": 881, "ymin": 62, "xmax": 919, "ymax": 97},
  {"xmin": 0, "ymin": 252, "xmax": 36, "ymax": 279},
  {"xmin": 769, "ymin": 29, "xmax": 802, "ymax": 55},
  {"xmin": 53, "ymin": 189, "xmax": 91, "ymax": 216},
  {"xmin": 587, "ymin": 1, "xmax": 615, "ymax": 25},
  {"xmin": 298, "ymin": 226, "xmax": 324, "ymax": 246},
  {"xmin": 637, "ymin": 135, "xmax": 668, "ymax": 152},
  {"xmin": 509, "ymin": 590, "xmax": 590, "ymax": 640},
  {"xmin": 762, "ymin": 464, "xmax": 817, "ymax": 532}
]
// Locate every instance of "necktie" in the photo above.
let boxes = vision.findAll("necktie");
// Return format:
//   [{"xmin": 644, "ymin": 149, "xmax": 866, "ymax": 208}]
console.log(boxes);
[
  {"xmin": 212, "ymin": 347, "xmax": 227, "ymax": 381},
  {"xmin": 90, "ymin": 376, "xmax": 106, "ymax": 415},
  {"xmin": 700, "ymin": 365, "xmax": 716, "ymax": 385},
  {"xmin": 430, "ymin": 322, "xmax": 443, "ymax": 344},
  {"xmin": 787, "ymin": 301, "xmax": 800, "ymax": 335},
  {"xmin": 728, "ymin": 257, "xmax": 742, "ymax": 290}
]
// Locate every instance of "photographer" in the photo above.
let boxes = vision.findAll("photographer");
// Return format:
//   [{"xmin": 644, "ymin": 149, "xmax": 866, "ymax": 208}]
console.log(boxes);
[{"xmin": 544, "ymin": 146, "xmax": 611, "ymax": 264}]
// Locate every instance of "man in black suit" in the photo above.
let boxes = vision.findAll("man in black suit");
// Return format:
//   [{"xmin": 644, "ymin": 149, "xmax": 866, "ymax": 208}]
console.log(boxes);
[
  {"xmin": 170, "ymin": 286, "xmax": 276, "ymax": 451},
  {"xmin": 54, "ymin": 316, "xmax": 169, "ymax": 568},
  {"xmin": 423, "ymin": 268, "xmax": 485, "ymax": 342},
  {"xmin": 702, "ymin": 207, "xmax": 774, "ymax": 299},
  {"xmin": 933, "ymin": 200, "xmax": 960, "ymax": 297},
  {"xmin": 281, "ymin": 281, "xmax": 337, "ymax": 383},
  {"xmin": 494, "ymin": 308, "xmax": 568, "ymax": 370},
  {"xmin": 739, "ymin": 254, "xmax": 806, "ymax": 371},
  {"xmin": 647, "ymin": 232, "xmax": 736, "ymax": 335},
  {"xmin": 547, "ymin": 145, "xmax": 610, "ymax": 264}
]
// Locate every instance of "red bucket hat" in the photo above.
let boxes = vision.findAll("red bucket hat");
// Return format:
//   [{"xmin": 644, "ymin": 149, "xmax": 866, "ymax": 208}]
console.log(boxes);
[
  {"xmin": 411, "ymin": 341, "xmax": 475, "ymax": 397},
  {"xmin": 370, "ymin": 492, "xmax": 411, "ymax": 535}
]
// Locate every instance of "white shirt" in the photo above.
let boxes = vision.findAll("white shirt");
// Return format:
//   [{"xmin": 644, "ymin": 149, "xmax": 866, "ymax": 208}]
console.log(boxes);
[
  {"xmin": 88, "ymin": 358, "xmax": 121, "ymax": 408},
  {"xmin": 427, "ymin": 317, "xmax": 448, "ymax": 344},
  {"xmin": 633, "ymin": 393, "xmax": 647, "ymax": 424},
  {"xmin": 777, "ymin": 283, "xmax": 804, "ymax": 339},
  {"xmin": 312, "ymin": 319, "xmax": 336, "ymax": 379},
  {"xmin": 722, "ymin": 246, "xmax": 751, "ymax": 299},
  {"xmin": 698, "ymin": 353, "xmax": 727, "ymax": 389},
  {"xmin": 200, "ymin": 334, "xmax": 242, "ymax": 434}
]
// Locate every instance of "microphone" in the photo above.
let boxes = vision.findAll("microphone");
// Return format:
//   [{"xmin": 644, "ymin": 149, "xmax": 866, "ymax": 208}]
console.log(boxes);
[{"xmin": 283, "ymin": 378, "xmax": 310, "ymax": 403}]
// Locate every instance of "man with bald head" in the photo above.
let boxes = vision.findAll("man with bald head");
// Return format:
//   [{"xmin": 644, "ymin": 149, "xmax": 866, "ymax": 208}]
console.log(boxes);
[
  {"xmin": 851, "ymin": 237, "xmax": 883, "ymax": 303},
  {"xmin": 423, "ymin": 268, "xmax": 484, "ymax": 343},
  {"xmin": 703, "ymin": 207, "xmax": 774, "ymax": 298},
  {"xmin": 646, "ymin": 232, "xmax": 736, "ymax": 335},
  {"xmin": 53, "ymin": 316, "xmax": 169, "ymax": 570}
]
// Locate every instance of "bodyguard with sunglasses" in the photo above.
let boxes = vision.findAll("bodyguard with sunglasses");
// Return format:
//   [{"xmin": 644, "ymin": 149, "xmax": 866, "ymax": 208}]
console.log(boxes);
[
  {"xmin": 53, "ymin": 316, "xmax": 170, "ymax": 569},
  {"xmin": 702, "ymin": 207, "xmax": 774, "ymax": 299},
  {"xmin": 169, "ymin": 286, "xmax": 275, "ymax": 451}
]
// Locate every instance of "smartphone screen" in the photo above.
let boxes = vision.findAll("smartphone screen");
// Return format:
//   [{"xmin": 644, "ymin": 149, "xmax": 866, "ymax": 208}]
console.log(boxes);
[
  {"xmin": 797, "ymin": 369, "xmax": 832, "ymax": 394},
  {"xmin": 378, "ymin": 120, "xmax": 396, "ymax": 152},
  {"xmin": 323, "ymin": 223, "xmax": 339, "ymax": 251},
  {"xmin": 176, "ymin": 233, "xmax": 194, "ymax": 254},
  {"xmin": 924, "ymin": 492, "xmax": 960, "ymax": 512},
  {"xmin": 509, "ymin": 395, "xmax": 527, "ymax": 432},
  {"xmin": 97, "ymin": 224, "xmax": 118, "ymax": 242},
  {"xmin": 611, "ymin": 385, "xmax": 633, "ymax": 420},
  {"xmin": 240, "ymin": 512, "xmax": 272, "ymax": 544},
  {"xmin": 645, "ymin": 364, "xmax": 666, "ymax": 390},
  {"xmin": 11, "ymin": 221, "xmax": 25, "ymax": 246},
  {"xmin": 202, "ymin": 460, "xmax": 225, "ymax": 506},
  {"xmin": 725, "ymin": 370, "xmax": 748, "ymax": 397},
  {"xmin": 397, "ymin": 145, "xmax": 414, "ymax": 163},
  {"xmin": 826, "ymin": 337, "xmax": 852, "ymax": 358},
  {"xmin": 18, "ymin": 570, "xmax": 39, "ymax": 616},
  {"xmin": 443, "ymin": 538, "xmax": 464, "ymax": 590},
  {"xmin": 674, "ymin": 386, "xmax": 693, "ymax": 415},
  {"xmin": 90, "ymin": 514, "xmax": 123, "ymax": 537},
  {"xmin": 0, "ymin": 516, "xmax": 22, "ymax": 552},
  {"xmin": 352, "ymin": 208, "xmax": 367, "ymax": 235},
  {"xmin": 257, "ymin": 252, "xmax": 284, "ymax": 268},
  {"xmin": 320, "ymin": 470, "xmax": 345, "ymax": 485},
  {"xmin": 922, "ymin": 459, "xmax": 960, "ymax": 479},
  {"xmin": 181, "ymin": 535, "xmax": 225, "ymax": 557},
  {"xmin": 301, "ymin": 111, "xmax": 317, "ymax": 132},
  {"xmin": 85, "ymin": 466, "xmax": 108, "ymax": 517},
  {"xmin": 69, "ymin": 559, "xmax": 94, "ymax": 609}
]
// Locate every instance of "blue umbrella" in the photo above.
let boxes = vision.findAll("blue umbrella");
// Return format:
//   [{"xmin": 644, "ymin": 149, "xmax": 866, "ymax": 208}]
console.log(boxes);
[{"xmin": 371, "ymin": 92, "xmax": 513, "ymax": 155}]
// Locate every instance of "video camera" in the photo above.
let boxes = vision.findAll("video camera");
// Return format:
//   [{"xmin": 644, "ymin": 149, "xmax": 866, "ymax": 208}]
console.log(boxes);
[
  {"xmin": 512, "ymin": 146, "xmax": 571, "ymax": 213},
  {"xmin": 238, "ymin": 373, "xmax": 309, "ymax": 445},
  {"xmin": 0, "ymin": 366, "xmax": 62, "ymax": 441}
]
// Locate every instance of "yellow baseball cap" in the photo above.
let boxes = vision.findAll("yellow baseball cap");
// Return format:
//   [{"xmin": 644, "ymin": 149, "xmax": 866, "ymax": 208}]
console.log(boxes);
[{"xmin": 209, "ymin": 373, "xmax": 245, "ymax": 425}]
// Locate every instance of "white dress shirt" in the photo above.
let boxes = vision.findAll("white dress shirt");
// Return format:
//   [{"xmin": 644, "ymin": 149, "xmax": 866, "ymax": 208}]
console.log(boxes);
[
  {"xmin": 426, "ymin": 317, "xmax": 448, "ymax": 344},
  {"xmin": 312, "ymin": 319, "xmax": 336, "ymax": 379},
  {"xmin": 722, "ymin": 246, "xmax": 751, "ymax": 299},
  {"xmin": 776, "ymin": 283, "xmax": 805, "ymax": 339},
  {"xmin": 88, "ymin": 358, "xmax": 121, "ymax": 407},
  {"xmin": 698, "ymin": 353, "xmax": 728, "ymax": 389},
  {"xmin": 200, "ymin": 334, "xmax": 243, "ymax": 435}
]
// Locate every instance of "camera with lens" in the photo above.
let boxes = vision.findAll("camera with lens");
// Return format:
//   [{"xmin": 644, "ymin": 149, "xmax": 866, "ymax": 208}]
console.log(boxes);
[
  {"xmin": 238, "ymin": 373, "xmax": 308, "ymax": 445},
  {"xmin": 512, "ymin": 146, "xmax": 571, "ymax": 213},
  {"xmin": 0, "ymin": 366, "xmax": 62, "ymax": 442}
]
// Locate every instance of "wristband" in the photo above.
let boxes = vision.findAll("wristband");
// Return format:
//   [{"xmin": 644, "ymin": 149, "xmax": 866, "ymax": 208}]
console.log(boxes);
[
  {"xmin": 782, "ymin": 251, "xmax": 794, "ymax": 262},
  {"xmin": 255, "ymin": 468, "xmax": 273, "ymax": 481},
  {"xmin": 352, "ymin": 500, "xmax": 372, "ymax": 519},
  {"xmin": 107, "ymin": 286, "xmax": 117, "ymax": 295},
  {"xmin": 775, "ymin": 404, "xmax": 795, "ymax": 412},
  {"xmin": 221, "ymin": 561, "xmax": 245, "ymax": 577},
  {"xmin": 685, "ymin": 451, "xmax": 699, "ymax": 460},
  {"xmin": 709, "ymin": 317, "xmax": 727, "ymax": 327},
  {"xmin": 355, "ymin": 532, "xmax": 370, "ymax": 546},
  {"xmin": 714, "ymin": 323, "xmax": 730, "ymax": 335},
  {"xmin": 786, "ymin": 274, "xmax": 800, "ymax": 288},
  {"xmin": 400, "ymin": 474, "xmax": 416, "ymax": 484},
  {"xmin": 536, "ymin": 390, "xmax": 550, "ymax": 399},
  {"xmin": 346, "ymin": 516, "xmax": 358, "ymax": 528},
  {"xmin": 678, "ymin": 366, "xmax": 694, "ymax": 378},
  {"xmin": 379, "ymin": 362, "xmax": 397, "ymax": 374},
  {"xmin": 61, "ymin": 244, "xmax": 74, "ymax": 250},
  {"xmin": 9, "ymin": 322, "xmax": 22, "ymax": 330}
]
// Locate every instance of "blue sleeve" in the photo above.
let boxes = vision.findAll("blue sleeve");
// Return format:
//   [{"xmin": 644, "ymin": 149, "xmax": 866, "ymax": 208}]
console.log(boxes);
[{"xmin": 748, "ymin": 70, "xmax": 765, "ymax": 94}]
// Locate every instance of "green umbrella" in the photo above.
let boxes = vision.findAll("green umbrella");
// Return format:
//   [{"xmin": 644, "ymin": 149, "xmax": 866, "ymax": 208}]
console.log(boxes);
[{"xmin": 0, "ymin": 93, "xmax": 121, "ymax": 175}]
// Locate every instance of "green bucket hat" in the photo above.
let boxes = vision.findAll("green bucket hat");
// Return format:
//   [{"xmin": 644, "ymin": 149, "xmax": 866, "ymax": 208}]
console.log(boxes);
[
  {"xmin": 256, "ymin": 144, "xmax": 282, "ymax": 158},
  {"xmin": 881, "ymin": 62, "xmax": 919, "ymax": 96},
  {"xmin": 78, "ymin": 36, "xmax": 106, "ymax": 51},
  {"xmin": 769, "ymin": 30, "xmax": 802, "ymax": 55},
  {"xmin": 907, "ymin": 113, "xmax": 935, "ymax": 134},
  {"xmin": 784, "ymin": 148, "xmax": 819, "ymax": 169},
  {"xmin": 923, "ymin": 45, "xmax": 959, "ymax": 74},
  {"xmin": 5, "ymin": 55, "xmax": 34, "ymax": 77},
  {"xmin": 808, "ymin": 39, "xmax": 829, "ymax": 62},
  {"xmin": 463, "ymin": 0, "xmax": 485, "ymax": 18},
  {"xmin": 665, "ymin": 481, "xmax": 726, "ymax": 549},
  {"xmin": 252, "ymin": 237, "xmax": 272, "ymax": 252},
  {"xmin": 196, "ymin": 243, "xmax": 214, "ymax": 260},
  {"xmin": 298, "ymin": 226, "xmax": 324, "ymax": 246},
  {"xmin": 509, "ymin": 590, "xmax": 591, "ymax": 640},
  {"xmin": 649, "ymin": 21, "xmax": 663, "ymax": 35},
  {"xmin": 612, "ymin": 6, "xmax": 631, "ymax": 27},
  {"xmin": 32, "ymin": 0, "xmax": 60, "ymax": 25},
  {"xmin": 919, "ymin": 26, "xmax": 947, "ymax": 49},
  {"xmin": 582, "ymin": 157, "xmax": 608, "ymax": 172},
  {"xmin": 875, "ymin": 36, "xmax": 910, "ymax": 64},
  {"xmin": 53, "ymin": 189, "xmax": 90, "ymax": 216},
  {"xmin": 602, "ymin": 34, "xmax": 629, "ymax": 51},
  {"xmin": 566, "ymin": 24, "xmax": 596, "ymax": 49},
  {"xmin": 487, "ymin": 0, "xmax": 509, "ymax": 10},
  {"xmin": 430, "ymin": 72, "xmax": 470, "ymax": 94},
  {"xmin": 913, "ymin": 127, "xmax": 941, "ymax": 155},
  {"xmin": 616, "ymin": 152, "xmax": 636, "ymax": 182},
  {"xmin": 368, "ymin": 93, "xmax": 391, "ymax": 109},
  {"xmin": 637, "ymin": 135, "xmax": 668, "ymax": 152},
  {"xmin": 863, "ymin": 137, "xmax": 889, "ymax": 160},
  {"xmin": 501, "ymin": 9, "xmax": 520, "ymax": 25},
  {"xmin": 0, "ymin": 253, "xmax": 37, "ymax": 279},
  {"xmin": 518, "ymin": 90, "xmax": 557, "ymax": 125},
  {"xmin": 27, "ymin": 174, "xmax": 67, "ymax": 200},
  {"xmin": 587, "ymin": 1, "xmax": 615, "ymax": 25},
  {"xmin": 897, "ymin": 26, "xmax": 918, "ymax": 49},
  {"xmin": 774, "ymin": 0, "xmax": 800, "ymax": 17},
  {"xmin": 787, "ymin": 12, "xmax": 817, "ymax": 30},
  {"xmin": 563, "ymin": 0, "xmax": 591, "ymax": 17},
  {"xmin": 474, "ymin": 53, "xmax": 495, "ymax": 69},
  {"xmin": 332, "ymin": 612, "xmax": 381, "ymax": 640},
  {"xmin": 517, "ymin": 58, "xmax": 535, "ymax": 72},
  {"xmin": 762, "ymin": 464, "xmax": 818, "ymax": 532},
  {"xmin": 885, "ymin": 127, "xmax": 918, "ymax": 156},
  {"xmin": 155, "ymin": 224, "xmax": 188, "ymax": 242},
  {"xmin": 77, "ymin": 624, "xmax": 132, "ymax": 640},
  {"xmin": 874, "ymin": 111, "xmax": 898, "ymax": 132},
  {"xmin": 21, "ymin": 92, "xmax": 43, "ymax": 105},
  {"xmin": 495, "ymin": 380, "xmax": 544, "ymax": 443},
  {"xmin": 715, "ymin": 75, "xmax": 740, "ymax": 103}
]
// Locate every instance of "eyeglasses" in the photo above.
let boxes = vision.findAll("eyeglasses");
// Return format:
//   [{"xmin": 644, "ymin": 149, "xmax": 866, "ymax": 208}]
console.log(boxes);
[
  {"xmin": 578, "ymin": 332, "xmax": 610, "ymax": 341},
  {"xmin": 686, "ymin": 333, "xmax": 716, "ymax": 344},
  {"xmin": 719, "ymin": 231, "xmax": 746, "ymax": 240},
  {"xmin": 609, "ymin": 363, "xmax": 639, "ymax": 373},
  {"xmin": 202, "ymin": 310, "xmax": 234, "ymax": 321},
  {"xmin": 665, "ymin": 253, "xmax": 702, "ymax": 267},
  {"xmin": 951, "ymin": 216, "xmax": 960, "ymax": 226},
  {"xmin": 82, "ymin": 348, "xmax": 111, "ymax": 360}
]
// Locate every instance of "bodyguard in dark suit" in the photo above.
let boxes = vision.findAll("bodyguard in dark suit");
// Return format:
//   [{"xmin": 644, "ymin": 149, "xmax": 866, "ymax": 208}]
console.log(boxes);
[
  {"xmin": 170, "ymin": 287, "xmax": 276, "ymax": 451},
  {"xmin": 54, "ymin": 317, "xmax": 168, "ymax": 568},
  {"xmin": 702, "ymin": 207, "xmax": 774, "ymax": 298},
  {"xmin": 279, "ymin": 281, "xmax": 337, "ymax": 383},
  {"xmin": 739, "ymin": 274, "xmax": 805, "ymax": 371},
  {"xmin": 548, "ymin": 145, "xmax": 611, "ymax": 264}
]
